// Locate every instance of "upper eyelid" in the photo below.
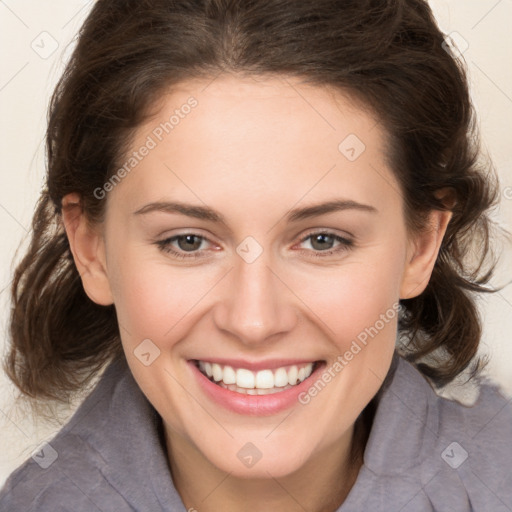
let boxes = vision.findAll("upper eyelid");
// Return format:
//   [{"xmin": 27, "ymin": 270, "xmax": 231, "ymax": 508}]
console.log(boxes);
[{"xmin": 158, "ymin": 229, "xmax": 354, "ymax": 251}]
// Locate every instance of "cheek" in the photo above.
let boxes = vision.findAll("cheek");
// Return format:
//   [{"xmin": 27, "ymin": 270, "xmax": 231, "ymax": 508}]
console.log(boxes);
[
  {"xmin": 107, "ymin": 225, "xmax": 406, "ymax": 355},
  {"xmin": 107, "ymin": 249, "xmax": 213, "ymax": 345},
  {"xmin": 303, "ymin": 254, "xmax": 404, "ymax": 346},
  {"xmin": 294, "ymin": 260, "xmax": 402, "ymax": 432}
]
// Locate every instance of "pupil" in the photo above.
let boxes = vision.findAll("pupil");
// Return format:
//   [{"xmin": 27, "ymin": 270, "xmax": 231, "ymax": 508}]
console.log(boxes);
[
  {"xmin": 312, "ymin": 234, "xmax": 333, "ymax": 251},
  {"xmin": 178, "ymin": 235, "xmax": 201, "ymax": 251}
]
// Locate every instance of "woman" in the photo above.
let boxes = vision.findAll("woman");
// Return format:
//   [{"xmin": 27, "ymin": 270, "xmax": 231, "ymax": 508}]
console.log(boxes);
[{"xmin": 1, "ymin": 0, "xmax": 511, "ymax": 510}]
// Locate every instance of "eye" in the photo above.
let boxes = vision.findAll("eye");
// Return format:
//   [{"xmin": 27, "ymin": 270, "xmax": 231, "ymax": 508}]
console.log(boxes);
[
  {"xmin": 156, "ymin": 233, "xmax": 212, "ymax": 259},
  {"xmin": 296, "ymin": 231, "xmax": 354, "ymax": 257},
  {"xmin": 155, "ymin": 230, "xmax": 354, "ymax": 260}
]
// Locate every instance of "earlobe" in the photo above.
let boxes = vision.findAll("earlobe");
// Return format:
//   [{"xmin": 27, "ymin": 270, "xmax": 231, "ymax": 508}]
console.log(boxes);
[
  {"xmin": 399, "ymin": 208, "xmax": 453, "ymax": 300},
  {"xmin": 61, "ymin": 193, "xmax": 114, "ymax": 306}
]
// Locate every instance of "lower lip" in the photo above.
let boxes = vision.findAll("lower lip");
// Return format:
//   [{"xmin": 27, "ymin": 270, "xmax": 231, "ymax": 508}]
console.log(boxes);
[{"xmin": 189, "ymin": 360, "xmax": 325, "ymax": 416}]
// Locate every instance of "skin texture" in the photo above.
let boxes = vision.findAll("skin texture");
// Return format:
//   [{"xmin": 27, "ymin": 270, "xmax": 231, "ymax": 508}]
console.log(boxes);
[{"xmin": 62, "ymin": 74, "xmax": 452, "ymax": 512}]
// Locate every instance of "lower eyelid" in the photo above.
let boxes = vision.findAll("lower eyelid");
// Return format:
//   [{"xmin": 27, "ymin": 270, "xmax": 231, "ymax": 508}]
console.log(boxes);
[
  {"xmin": 156, "ymin": 232, "xmax": 353, "ymax": 257},
  {"xmin": 297, "ymin": 232, "xmax": 353, "ymax": 248},
  {"xmin": 157, "ymin": 234, "xmax": 209, "ymax": 252}
]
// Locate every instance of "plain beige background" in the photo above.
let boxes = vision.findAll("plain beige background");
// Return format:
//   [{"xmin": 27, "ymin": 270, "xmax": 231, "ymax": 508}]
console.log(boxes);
[{"xmin": 0, "ymin": 0, "xmax": 511, "ymax": 486}]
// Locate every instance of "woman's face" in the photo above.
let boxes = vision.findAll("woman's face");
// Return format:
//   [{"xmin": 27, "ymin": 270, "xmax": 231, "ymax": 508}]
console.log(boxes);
[{"xmin": 72, "ymin": 74, "xmax": 445, "ymax": 478}]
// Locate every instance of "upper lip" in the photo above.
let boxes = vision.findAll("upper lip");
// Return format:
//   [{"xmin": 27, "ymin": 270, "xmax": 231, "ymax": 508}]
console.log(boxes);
[{"xmin": 191, "ymin": 358, "xmax": 322, "ymax": 371}]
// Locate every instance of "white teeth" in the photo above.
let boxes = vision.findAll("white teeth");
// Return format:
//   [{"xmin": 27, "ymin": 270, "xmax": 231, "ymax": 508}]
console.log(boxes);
[
  {"xmin": 219, "ymin": 381, "xmax": 293, "ymax": 395},
  {"xmin": 255, "ymin": 369, "xmax": 274, "ymax": 389},
  {"xmin": 212, "ymin": 363, "xmax": 223, "ymax": 382},
  {"xmin": 288, "ymin": 365, "xmax": 298, "ymax": 386},
  {"xmin": 236, "ymin": 368, "xmax": 255, "ymax": 389},
  {"xmin": 197, "ymin": 360, "xmax": 316, "ymax": 392},
  {"xmin": 223, "ymin": 365, "xmax": 236, "ymax": 385},
  {"xmin": 274, "ymin": 367, "xmax": 289, "ymax": 387}
]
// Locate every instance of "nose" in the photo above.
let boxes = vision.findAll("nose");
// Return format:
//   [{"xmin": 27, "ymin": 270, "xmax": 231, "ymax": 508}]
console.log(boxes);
[{"xmin": 213, "ymin": 254, "xmax": 298, "ymax": 348}]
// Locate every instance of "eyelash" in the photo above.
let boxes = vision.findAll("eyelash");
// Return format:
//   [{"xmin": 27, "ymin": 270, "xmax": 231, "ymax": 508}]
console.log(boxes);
[{"xmin": 155, "ymin": 230, "xmax": 354, "ymax": 260}]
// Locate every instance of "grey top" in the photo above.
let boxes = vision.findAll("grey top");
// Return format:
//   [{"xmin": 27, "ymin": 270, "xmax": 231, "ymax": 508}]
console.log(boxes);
[{"xmin": 1, "ymin": 353, "xmax": 511, "ymax": 511}]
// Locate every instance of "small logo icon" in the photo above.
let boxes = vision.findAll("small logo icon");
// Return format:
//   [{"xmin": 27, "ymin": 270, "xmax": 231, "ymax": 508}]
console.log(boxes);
[
  {"xmin": 441, "ymin": 441, "xmax": 468, "ymax": 469},
  {"xmin": 236, "ymin": 236, "xmax": 263, "ymax": 264},
  {"xmin": 30, "ymin": 31, "xmax": 59, "ymax": 59},
  {"xmin": 237, "ymin": 442, "xmax": 263, "ymax": 468},
  {"xmin": 31, "ymin": 442, "xmax": 58, "ymax": 469},
  {"xmin": 134, "ymin": 338, "xmax": 161, "ymax": 366},
  {"xmin": 442, "ymin": 31, "xmax": 469, "ymax": 57},
  {"xmin": 338, "ymin": 134, "xmax": 366, "ymax": 162}
]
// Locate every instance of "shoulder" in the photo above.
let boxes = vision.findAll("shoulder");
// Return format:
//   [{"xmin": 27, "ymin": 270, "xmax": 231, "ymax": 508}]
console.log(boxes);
[
  {"xmin": 385, "ymin": 354, "xmax": 512, "ymax": 447},
  {"xmin": 433, "ymin": 370, "xmax": 512, "ymax": 508},
  {"xmin": 0, "ymin": 358, "xmax": 138, "ymax": 512},
  {"xmin": 0, "ymin": 434, "xmax": 130, "ymax": 512},
  {"xmin": 427, "ymin": 362, "xmax": 512, "ymax": 469},
  {"xmin": 354, "ymin": 355, "xmax": 512, "ymax": 511},
  {"xmin": 0, "ymin": 356, "xmax": 180, "ymax": 511},
  {"xmin": 396, "ymin": 356, "xmax": 512, "ymax": 509}
]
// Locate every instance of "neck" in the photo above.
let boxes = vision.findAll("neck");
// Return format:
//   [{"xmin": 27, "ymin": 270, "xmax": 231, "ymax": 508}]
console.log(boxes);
[{"xmin": 163, "ymin": 415, "xmax": 369, "ymax": 512}]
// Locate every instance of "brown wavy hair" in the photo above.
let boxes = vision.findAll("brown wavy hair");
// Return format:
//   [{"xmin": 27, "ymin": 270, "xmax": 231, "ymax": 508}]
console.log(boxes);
[{"xmin": 4, "ymin": 0, "xmax": 506, "ymax": 403}]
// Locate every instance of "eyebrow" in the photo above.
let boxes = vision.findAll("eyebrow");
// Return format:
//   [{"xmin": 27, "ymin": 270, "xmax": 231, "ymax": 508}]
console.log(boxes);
[
  {"xmin": 133, "ymin": 199, "xmax": 378, "ymax": 223},
  {"xmin": 287, "ymin": 199, "xmax": 377, "ymax": 222}
]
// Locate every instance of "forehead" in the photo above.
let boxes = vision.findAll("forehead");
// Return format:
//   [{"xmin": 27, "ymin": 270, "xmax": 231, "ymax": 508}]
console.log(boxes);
[
  {"xmin": 108, "ymin": 74, "xmax": 399, "ymax": 219},
  {"xmin": 155, "ymin": 73, "xmax": 383, "ymax": 148}
]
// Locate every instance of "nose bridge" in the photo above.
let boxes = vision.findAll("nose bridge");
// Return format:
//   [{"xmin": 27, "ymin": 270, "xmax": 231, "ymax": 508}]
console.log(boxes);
[{"xmin": 214, "ymin": 249, "xmax": 297, "ymax": 345}]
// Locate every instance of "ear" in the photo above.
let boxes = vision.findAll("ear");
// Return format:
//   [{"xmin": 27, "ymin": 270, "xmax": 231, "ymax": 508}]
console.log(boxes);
[
  {"xmin": 61, "ymin": 193, "xmax": 114, "ymax": 306},
  {"xmin": 399, "ymin": 205, "xmax": 453, "ymax": 300}
]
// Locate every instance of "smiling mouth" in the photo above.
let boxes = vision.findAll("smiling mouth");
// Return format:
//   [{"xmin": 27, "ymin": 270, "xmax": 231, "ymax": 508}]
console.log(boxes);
[{"xmin": 193, "ymin": 360, "xmax": 322, "ymax": 395}]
